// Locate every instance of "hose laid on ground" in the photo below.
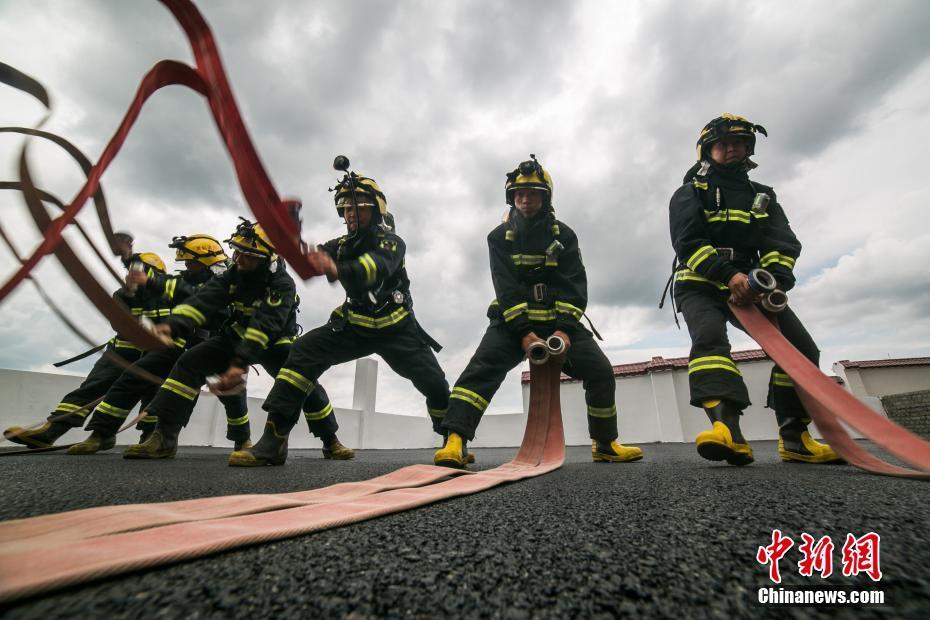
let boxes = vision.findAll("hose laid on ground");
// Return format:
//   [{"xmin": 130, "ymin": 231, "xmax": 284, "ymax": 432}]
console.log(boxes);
[
  {"xmin": 0, "ymin": 354, "xmax": 566, "ymax": 603},
  {"xmin": 730, "ymin": 303, "xmax": 930, "ymax": 479}
]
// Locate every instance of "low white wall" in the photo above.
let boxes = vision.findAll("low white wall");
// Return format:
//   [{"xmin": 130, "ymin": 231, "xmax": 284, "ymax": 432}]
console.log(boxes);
[
  {"xmin": 1, "ymin": 356, "xmax": 877, "ymax": 449},
  {"xmin": 834, "ymin": 364, "xmax": 930, "ymax": 399}
]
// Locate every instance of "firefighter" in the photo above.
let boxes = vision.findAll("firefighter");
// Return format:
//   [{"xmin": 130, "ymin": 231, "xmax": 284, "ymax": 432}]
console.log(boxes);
[
  {"xmin": 669, "ymin": 113, "xmax": 842, "ymax": 466},
  {"xmin": 434, "ymin": 155, "xmax": 643, "ymax": 467},
  {"xmin": 3, "ymin": 252, "xmax": 169, "ymax": 448},
  {"xmin": 124, "ymin": 220, "xmax": 348, "ymax": 461},
  {"xmin": 228, "ymin": 168, "xmax": 450, "ymax": 467},
  {"xmin": 67, "ymin": 234, "xmax": 252, "ymax": 455}
]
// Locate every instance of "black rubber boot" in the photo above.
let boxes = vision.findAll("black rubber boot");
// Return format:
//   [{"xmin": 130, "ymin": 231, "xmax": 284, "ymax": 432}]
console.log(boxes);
[
  {"xmin": 228, "ymin": 422, "xmax": 288, "ymax": 467},
  {"xmin": 3, "ymin": 420, "xmax": 71, "ymax": 449},
  {"xmin": 695, "ymin": 400, "xmax": 754, "ymax": 466},
  {"xmin": 777, "ymin": 414, "xmax": 843, "ymax": 464},
  {"xmin": 67, "ymin": 431, "xmax": 117, "ymax": 455},
  {"xmin": 123, "ymin": 423, "xmax": 181, "ymax": 459}
]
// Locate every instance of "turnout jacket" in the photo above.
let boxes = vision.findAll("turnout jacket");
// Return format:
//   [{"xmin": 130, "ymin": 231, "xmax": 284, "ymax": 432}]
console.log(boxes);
[
  {"xmin": 111, "ymin": 266, "xmax": 173, "ymax": 352},
  {"xmin": 487, "ymin": 211, "xmax": 587, "ymax": 337},
  {"xmin": 166, "ymin": 261, "xmax": 299, "ymax": 366},
  {"xmin": 669, "ymin": 161, "xmax": 801, "ymax": 294},
  {"xmin": 320, "ymin": 225, "xmax": 413, "ymax": 331},
  {"xmin": 145, "ymin": 266, "xmax": 229, "ymax": 346}
]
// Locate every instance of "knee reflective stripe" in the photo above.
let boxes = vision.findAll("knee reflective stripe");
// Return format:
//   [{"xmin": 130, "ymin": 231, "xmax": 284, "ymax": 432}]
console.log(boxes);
[
  {"xmin": 686, "ymin": 245, "xmax": 717, "ymax": 271},
  {"xmin": 772, "ymin": 372, "xmax": 795, "ymax": 388},
  {"xmin": 304, "ymin": 403, "xmax": 333, "ymax": 421},
  {"xmin": 555, "ymin": 301, "xmax": 584, "ymax": 320},
  {"xmin": 172, "ymin": 304, "xmax": 206, "ymax": 326},
  {"xmin": 244, "ymin": 327, "xmax": 269, "ymax": 348},
  {"xmin": 587, "ymin": 404, "xmax": 617, "ymax": 419},
  {"xmin": 96, "ymin": 401, "xmax": 131, "ymax": 419},
  {"xmin": 688, "ymin": 356, "xmax": 742, "ymax": 376},
  {"xmin": 141, "ymin": 415, "xmax": 158, "ymax": 424},
  {"xmin": 160, "ymin": 378, "xmax": 199, "ymax": 401},
  {"xmin": 276, "ymin": 368, "xmax": 314, "ymax": 394},
  {"xmin": 359, "ymin": 253, "xmax": 378, "ymax": 286},
  {"xmin": 450, "ymin": 387, "xmax": 489, "ymax": 414},
  {"xmin": 427, "ymin": 407, "xmax": 447, "ymax": 419},
  {"xmin": 227, "ymin": 413, "xmax": 249, "ymax": 426}
]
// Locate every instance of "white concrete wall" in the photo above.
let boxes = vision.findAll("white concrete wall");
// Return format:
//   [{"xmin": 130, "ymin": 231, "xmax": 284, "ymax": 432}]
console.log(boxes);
[
  {"xmin": 833, "ymin": 364, "xmax": 930, "ymax": 399},
  {"xmin": 1, "ymin": 356, "xmax": 879, "ymax": 449}
]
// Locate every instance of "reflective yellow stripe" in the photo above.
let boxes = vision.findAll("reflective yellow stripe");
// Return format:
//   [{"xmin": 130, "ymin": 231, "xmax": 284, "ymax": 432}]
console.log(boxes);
[
  {"xmin": 427, "ymin": 407, "xmax": 447, "ymax": 419},
  {"xmin": 688, "ymin": 356, "xmax": 742, "ymax": 376},
  {"xmin": 141, "ymin": 416, "xmax": 158, "ymax": 423},
  {"xmin": 143, "ymin": 309, "xmax": 172, "ymax": 318},
  {"xmin": 334, "ymin": 306, "xmax": 411, "ymax": 329},
  {"xmin": 276, "ymin": 368, "xmax": 314, "ymax": 393},
  {"xmin": 172, "ymin": 304, "xmax": 206, "ymax": 326},
  {"xmin": 230, "ymin": 322, "xmax": 246, "ymax": 338},
  {"xmin": 164, "ymin": 278, "xmax": 177, "ymax": 300},
  {"xmin": 244, "ymin": 327, "xmax": 269, "ymax": 348},
  {"xmin": 505, "ymin": 230, "xmax": 514, "ymax": 241},
  {"xmin": 232, "ymin": 301, "xmax": 257, "ymax": 316},
  {"xmin": 704, "ymin": 209, "xmax": 752, "ymax": 224},
  {"xmin": 686, "ymin": 245, "xmax": 716, "ymax": 271},
  {"xmin": 502, "ymin": 302, "xmax": 527, "ymax": 322},
  {"xmin": 303, "ymin": 403, "xmax": 333, "ymax": 421},
  {"xmin": 111, "ymin": 338, "xmax": 143, "ymax": 351},
  {"xmin": 693, "ymin": 180, "xmax": 708, "ymax": 190},
  {"xmin": 450, "ymin": 386, "xmax": 489, "ymax": 413},
  {"xmin": 130, "ymin": 308, "xmax": 144, "ymax": 316},
  {"xmin": 226, "ymin": 413, "xmax": 250, "ymax": 426},
  {"xmin": 359, "ymin": 253, "xmax": 378, "ymax": 286},
  {"xmin": 587, "ymin": 404, "xmax": 617, "ymax": 419},
  {"xmin": 172, "ymin": 337, "xmax": 186, "ymax": 348},
  {"xmin": 674, "ymin": 270, "xmax": 729, "ymax": 291},
  {"xmin": 274, "ymin": 336, "xmax": 296, "ymax": 346},
  {"xmin": 96, "ymin": 401, "xmax": 130, "ymax": 419},
  {"xmin": 511, "ymin": 254, "xmax": 547, "ymax": 266},
  {"xmin": 555, "ymin": 301, "xmax": 584, "ymax": 320},
  {"xmin": 761, "ymin": 251, "xmax": 796, "ymax": 269},
  {"xmin": 54, "ymin": 402, "xmax": 83, "ymax": 413},
  {"xmin": 527, "ymin": 308, "xmax": 557, "ymax": 322},
  {"xmin": 161, "ymin": 378, "xmax": 198, "ymax": 401},
  {"xmin": 551, "ymin": 224, "xmax": 560, "ymax": 236},
  {"xmin": 772, "ymin": 372, "xmax": 794, "ymax": 387}
]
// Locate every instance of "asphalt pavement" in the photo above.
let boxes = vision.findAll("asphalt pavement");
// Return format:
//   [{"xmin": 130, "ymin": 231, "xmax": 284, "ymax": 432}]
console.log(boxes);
[{"xmin": 1, "ymin": 441, "xmax": 928, "ymax": 619}]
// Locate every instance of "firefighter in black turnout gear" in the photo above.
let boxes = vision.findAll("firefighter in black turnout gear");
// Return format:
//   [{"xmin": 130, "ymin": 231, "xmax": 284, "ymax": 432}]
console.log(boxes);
[
  {"xmin": 125, "ymin": 221, "xmax": 346, "ymax": 461},
  {"xmin": 3, "ymin": 252, "xmax": 169, "ymax": 448},
  {"xmin": 669, "ymin": 113, "xmax": 841, "ymax": 465},
  {"xmin": 229, "ymin": 167, "xmax": 450, "ymax": 467},
  {"xmin": 435, "ymin": 155, "xmax": 643, "ymax": 467},
  {"xmin": 67, "ymin": 235, "xmax": 251, "ymax": 455}
]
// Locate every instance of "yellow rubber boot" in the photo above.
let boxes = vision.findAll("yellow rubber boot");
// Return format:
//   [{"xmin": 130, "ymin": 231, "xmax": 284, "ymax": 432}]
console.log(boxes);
[
  {"xmin": 778, "ymin": 416, "xmax": 844, "ymax": 464},
  {"xmin": 229, "ymin": 422, "xmax": 288, "ymax": 467},
  {"xmin": 67, "ymin": 431, "xmax": 116, "ymax": 455},
  {"xmin": 322, "ymin": 437, "xmax": 355, "ymax": 460},
  {"xmin": 695, "ymin": 400, "xmax": 754, "ymax": 466},
  {"xmin": 233, "ymin": 439, "xmax": 253, "ymax": 452},
  {"xmin": 123, "ymin": 425, "xmax": 180, "ymax": 459},
  {"xmin": 434, "ymin": 432, "xmax": 467, "ymax": 468},
  {"xmin": 592, "ymin": 439, "xmax": 643, "ymax": 462},
  {"xmin": 4, "ymin": 421, "xmax": 70, "ymax": 449}
]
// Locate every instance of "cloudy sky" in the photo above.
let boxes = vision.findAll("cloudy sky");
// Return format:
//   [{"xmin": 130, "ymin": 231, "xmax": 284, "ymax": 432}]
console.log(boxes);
[{"xmin": 2, "ymin": 0, "xmax": 929, "ymax": 418}]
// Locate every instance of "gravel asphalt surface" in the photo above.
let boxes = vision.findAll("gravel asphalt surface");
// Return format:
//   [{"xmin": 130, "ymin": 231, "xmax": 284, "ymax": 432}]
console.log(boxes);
[{"xmin": 1, "ymin": 440, "xmax": 928, "ymax": 619}]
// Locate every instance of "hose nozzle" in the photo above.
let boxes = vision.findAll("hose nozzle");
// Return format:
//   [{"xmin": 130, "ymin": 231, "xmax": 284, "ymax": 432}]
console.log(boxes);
[
  {"xmin": 748, "ymin": 268, "xmax": 777, "ymax": 293},
  {"xmin": 527, "ymin": 340, "xmax": 550, "ymax": 366},
  {"xmin": 761, "ymin": 289, "xmax": 788, "ymax": 313},
  {"xmin": 546, "ymin": 335, "xmax": 566, "ymax": 357}
]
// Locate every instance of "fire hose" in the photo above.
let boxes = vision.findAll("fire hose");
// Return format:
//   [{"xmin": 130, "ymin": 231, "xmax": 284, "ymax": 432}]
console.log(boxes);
[{"xmin": 0, "ymin": 343, "xmax": 567, "ymax": 604}]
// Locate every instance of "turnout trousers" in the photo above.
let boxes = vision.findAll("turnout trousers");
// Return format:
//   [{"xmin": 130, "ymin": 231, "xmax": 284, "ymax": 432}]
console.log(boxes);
[
  {"xmin": 145, "ymin": 333, "xmax": 337, "ymax": 441},
  {"xmin": 262, "ymin": 318, "xmax": 450, "ymax": 435},
  {"xmin": 84, "ymin": 347, "xmax": 248, "ymax": 440},
  {"xmin": 441, "ymin": 323, "xmax": 619, "ymax": 442},
  {"xmin": 676, "ymin": 286, "xmax": 819, "ymax": 416},
  {"xmin": 49, "ymin": 343, "xmax": 143, "ymax": 428}
]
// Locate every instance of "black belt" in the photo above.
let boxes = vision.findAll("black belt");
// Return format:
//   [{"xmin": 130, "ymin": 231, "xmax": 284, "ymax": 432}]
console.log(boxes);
[{"xmin": 715, "ymin": 247, "xmax": 756, "ymax": 265}]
